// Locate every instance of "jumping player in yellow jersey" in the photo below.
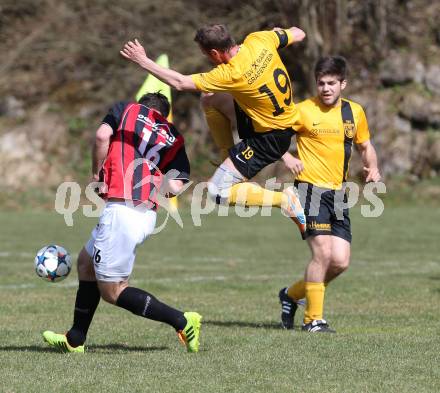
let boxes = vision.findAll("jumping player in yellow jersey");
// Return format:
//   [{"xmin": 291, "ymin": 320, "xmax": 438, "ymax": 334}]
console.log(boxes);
[
  {"xmin": 278, "ymin": 56, "xmax": 381, "ymax": 333},
  {"xmin": 120, "ymin": 24, "xmax": 307, "ymax": 236}
]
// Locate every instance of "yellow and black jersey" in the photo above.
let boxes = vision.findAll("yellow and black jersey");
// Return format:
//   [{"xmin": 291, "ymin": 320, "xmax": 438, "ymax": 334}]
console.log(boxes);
[
  {"xmin": 191, "ymin": 30, "xmax": 302, "ymax": 132},
  {"xmin": 295, "ymin": 97, "xmax": 370, "ymax": 189}
]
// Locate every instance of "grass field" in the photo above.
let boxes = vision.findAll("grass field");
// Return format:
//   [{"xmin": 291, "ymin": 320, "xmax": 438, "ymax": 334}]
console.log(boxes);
[{"xmin": 0, "ymin": 204, "xmax": 439, "ymax": 393}]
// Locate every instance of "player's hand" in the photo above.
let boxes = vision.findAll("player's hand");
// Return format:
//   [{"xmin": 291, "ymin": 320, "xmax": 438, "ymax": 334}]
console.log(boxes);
[
  {"xmin": 90, "ymin": 174, "xmax": 106, "ymax": 195},
  {"xmin": 290, "ymin": 27, "xmax": 306, "ymax": 42},
  {"xmin": 363, "ymin": 166, "xmax": 381, "ymax": 182},
  {"xmin": 120, "ymin": 39, "xmax": 149, "ymax": 66},
  {"xmin": 282, "ymin": 152, "xmax": 304, "ymax": 177}
]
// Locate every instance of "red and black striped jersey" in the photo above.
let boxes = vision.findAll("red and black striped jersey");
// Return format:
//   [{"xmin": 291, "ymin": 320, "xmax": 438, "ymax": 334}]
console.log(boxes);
[{"xmin": 100, "ymin": 101, "xmax": 190, "ymax": 204}]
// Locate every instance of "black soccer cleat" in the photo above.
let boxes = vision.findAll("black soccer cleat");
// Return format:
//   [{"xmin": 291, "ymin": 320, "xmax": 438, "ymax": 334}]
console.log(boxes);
[
  {"xmin": 302, "ymin": 319, "xmax": 336, "ymax": 333},
  {"xmin": 278, "ymin": 287, "xmax": 298, "ymax": 330}
]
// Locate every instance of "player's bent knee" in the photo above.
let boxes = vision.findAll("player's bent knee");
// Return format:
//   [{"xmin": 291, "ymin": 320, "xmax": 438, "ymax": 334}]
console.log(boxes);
[
  {"xmin": 208, "ymin": 163, "xmax": 244, "ymax": 205},
  {"xmin": 331, "ymin": 257, "xmax": 350, "ymax": 274},
  {"xmin": 207, "ymin": 164, "xmax": 241, "ymax": 205},
  {"xmin": 200, "ymin": 92, "xmax": 215, "ymax": 109},
  {"xmin": 207, "ymin": 180, "xmax": 228, "ymax": 204},
  {"xmin": 100, "ymin": 290, "xmax": 120, "ymax": 305},
  {"xmin": 207, "ymin": 181, "xmax": 218, "ymax": 203},
  {"xmin": 97, "ymin": 281, "xmax": 127, "ymax": 305}
]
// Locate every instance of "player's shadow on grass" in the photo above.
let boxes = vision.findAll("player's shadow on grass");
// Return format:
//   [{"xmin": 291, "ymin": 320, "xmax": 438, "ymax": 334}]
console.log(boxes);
[
  {"xmin": 0, "ymin": 345, "xmax": 59, "ymax": 353},
  {"xmin": 0, "ymin": 344, "xmax": 168, "ymax": 353},
  {"xmin": 205, "ymin": 320, "xmax": 281, "ymax": 330},
  {"xmin": 88, "ymin": 344, "xmax": 168, "ymax": 353}
]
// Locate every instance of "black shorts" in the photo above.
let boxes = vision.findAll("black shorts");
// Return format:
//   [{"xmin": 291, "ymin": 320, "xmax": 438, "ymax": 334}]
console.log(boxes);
[
  {"xmin": 229, "ymin": 102, "xmax": 293, "ymax": 179},
  {"xmin": 295, "ymin": 181, "xmax": 352, "ymax": 243}
]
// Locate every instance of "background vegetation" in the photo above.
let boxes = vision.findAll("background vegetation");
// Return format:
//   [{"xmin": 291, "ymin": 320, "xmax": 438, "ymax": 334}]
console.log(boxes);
[{"xmin": 0, "ymin": 0, "xmax": 439, "ymax": 205}]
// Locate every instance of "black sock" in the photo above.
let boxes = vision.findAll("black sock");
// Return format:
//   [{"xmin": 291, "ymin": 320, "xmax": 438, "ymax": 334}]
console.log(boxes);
[
  {"xmin": 66, "ymin": 281, "xmax": 100, "ymax": 347},
  {"xmin": 116, "ymin": 287, "xmax": 186, "ymax": 331}
]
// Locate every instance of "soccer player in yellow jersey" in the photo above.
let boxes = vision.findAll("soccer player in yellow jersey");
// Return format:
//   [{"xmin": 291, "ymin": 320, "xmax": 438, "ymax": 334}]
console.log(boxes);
[
  {"xmin": 278, "ymin": 56, "xmax": 381, "ymax": 333},
  {"xmin": 120, "ymin": 24, "xmax": 307, "ymax": 236}
]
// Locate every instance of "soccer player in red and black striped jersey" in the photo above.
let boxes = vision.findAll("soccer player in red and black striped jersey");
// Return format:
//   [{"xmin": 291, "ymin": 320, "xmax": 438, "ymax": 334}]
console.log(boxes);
[
  {"xmin": 96, "ymin": 95, "xmax": 190, "ymax": 203},
  {"xmin": 43, "ymin": 93, "xmax": 202, "ymax": 353}
]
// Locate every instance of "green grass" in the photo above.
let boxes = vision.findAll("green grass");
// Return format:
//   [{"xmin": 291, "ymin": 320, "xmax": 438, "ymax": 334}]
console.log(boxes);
[{"xmin": 0, "ymin": 204, "xmax": 439, "ymax": 392}]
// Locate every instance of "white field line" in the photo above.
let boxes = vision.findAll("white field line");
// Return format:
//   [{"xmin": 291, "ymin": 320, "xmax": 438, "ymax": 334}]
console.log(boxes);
[
  {"xmin": 0, "ymin": 252, "xmax": 244, "ymax": 264},
  {"xmin": 0, "ymin": 251, "xmax": 37, "ymax": 258},
  {"xmin": 0, "ymin": 251, "xmax": 80, "ymax": 260},
  {"xmin": 0, "ymin": 250, "xmax": 301, "ymax": 266},
  {"xmin": 0, "ymin": 250, "xmax": 289, "ymax": 289},
  {"xmin": 5, "ymin": 261, "xmax": 436, "ymax": 289},
  {"xmin": 0, "ymin": 273, "xmax": 288, "ymax": 290}
]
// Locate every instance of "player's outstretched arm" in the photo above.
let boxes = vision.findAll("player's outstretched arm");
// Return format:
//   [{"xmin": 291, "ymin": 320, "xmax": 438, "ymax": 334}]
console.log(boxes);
[
  {"xmin": 120, "ymin": 39, "xmax": 197, "ymax": 91},
  {"xmin": 357, "ymin": 140, "xmax": 381, "ymax": 182}
]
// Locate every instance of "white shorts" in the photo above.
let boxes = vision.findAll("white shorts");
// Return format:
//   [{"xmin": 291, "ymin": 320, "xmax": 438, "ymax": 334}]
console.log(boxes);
[{"xmin": 85, "ymin": 202, "xmax": 157, "ymax": 282}]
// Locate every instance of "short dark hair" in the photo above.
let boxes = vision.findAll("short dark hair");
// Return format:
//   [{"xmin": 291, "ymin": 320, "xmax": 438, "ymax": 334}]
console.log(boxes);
[
  {"xmin": 314, "ymin": 56, "xmax": 348, "ymax": 81},
  {"xmin": 138, "ymin": 92, "xmax": 170, "ymax": 118},
  {"xmin": 194, "ymin": 24, "xmax": 235, "ymax": 52}
]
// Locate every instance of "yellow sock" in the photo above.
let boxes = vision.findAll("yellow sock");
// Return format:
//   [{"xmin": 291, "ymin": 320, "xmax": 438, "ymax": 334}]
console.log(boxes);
[
  {"xmin": 203, "ymin": 107, "xmax": 234, "ymax": 160},
  {"xmin": 228, "ymin": 182, "xmax": 284, "ymax": 207},
  {"xmin": 304, "ymin": 282, "xmax": 325, "ymax": 324},
  {"xmin": 169, "ymin": 196, "xmax": 178, "ymax": 212},
  {"xmin": 287, "ymin": 280, "xmax": 305, "ymax": 302}
]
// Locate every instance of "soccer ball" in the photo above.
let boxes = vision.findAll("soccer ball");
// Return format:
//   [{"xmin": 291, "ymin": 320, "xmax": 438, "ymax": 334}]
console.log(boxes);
[{"xmin": 34, "ymin": 245, "xmax": 72, "ymax": 282}]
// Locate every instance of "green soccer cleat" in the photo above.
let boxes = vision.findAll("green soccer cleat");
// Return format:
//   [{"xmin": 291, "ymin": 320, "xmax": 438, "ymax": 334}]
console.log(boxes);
[
  {"xmin": 177, "ymin": 312, "xmax": 202, "ymax": 353},
  {"xmin": 42, "ymin": 331, "xmax": 85, "ymax": 353}
]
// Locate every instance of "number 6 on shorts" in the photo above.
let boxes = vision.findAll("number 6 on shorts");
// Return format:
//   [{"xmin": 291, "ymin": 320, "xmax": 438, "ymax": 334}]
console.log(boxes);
[{"xmin": 93, "ymin": 248, "xmax": 101, "ymax": 264}]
